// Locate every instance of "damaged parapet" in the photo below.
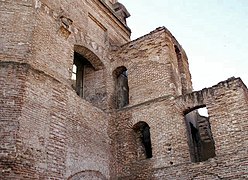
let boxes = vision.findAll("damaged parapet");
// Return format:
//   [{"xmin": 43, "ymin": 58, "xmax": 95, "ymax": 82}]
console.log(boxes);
[
  {"xmin": 101, "ymin": 0, "xmax": 130, "ymax": 25},
  {"xmin": 113, "ymin": 2, "xmax": 130, "ymax": 25},
  {"xmin": 180, "ymin": 77, "xmax": 245, "ymax": 112},
  {"xmin": 103, "ymin": 0, "xmax": 117, "ymax": 7}
]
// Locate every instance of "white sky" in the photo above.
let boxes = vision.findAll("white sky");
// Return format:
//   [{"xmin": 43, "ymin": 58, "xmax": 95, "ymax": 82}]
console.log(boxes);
[{"xmin": 120, "ymin": 0, "xmax": 248, "ymax": 91}]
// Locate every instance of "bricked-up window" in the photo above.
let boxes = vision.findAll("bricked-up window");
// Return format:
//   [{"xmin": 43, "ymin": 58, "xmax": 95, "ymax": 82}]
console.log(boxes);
[
  {"xmin": 184, "ymin": 107, "xmax": 216, "ymax": 162},
  {"xmin": 133, "ymin": 121, "xmax": 152, "ymax": 159},
  {"xmin": 113, "ymin": 66, "xmax": 129, "ymax": 109}
]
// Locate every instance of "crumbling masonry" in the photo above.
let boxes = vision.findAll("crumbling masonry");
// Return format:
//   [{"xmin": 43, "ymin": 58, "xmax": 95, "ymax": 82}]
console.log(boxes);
[{"xmin": 1, "ymin": 0, "xmax": 248, "ymax": 179}]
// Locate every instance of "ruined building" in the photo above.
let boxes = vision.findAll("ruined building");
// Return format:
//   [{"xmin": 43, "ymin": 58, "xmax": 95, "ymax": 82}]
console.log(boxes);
[{"xmin": 1, "ymin": 0, "xmax": 248, "ymax": 179}]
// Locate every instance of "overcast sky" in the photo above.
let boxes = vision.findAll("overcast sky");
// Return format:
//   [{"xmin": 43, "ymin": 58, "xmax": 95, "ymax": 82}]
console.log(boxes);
[{"xmin": 120, "ymin": 0, "xmax": 248, "ymax": 91}]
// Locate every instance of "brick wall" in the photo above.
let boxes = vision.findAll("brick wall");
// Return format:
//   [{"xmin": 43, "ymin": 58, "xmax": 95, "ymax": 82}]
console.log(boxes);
[
  {"xmin": 110, "ymin": 27, "xmax": 192, "ymax": 107},
  {"xmin": 0, "ymin": 62, "xmax": 28, "ymax": 178},
  {"xmin": 115, "ymin": 78, "xmax": 248, "ymax": 179},
  {"xmin": 0, "ymin": 62, "xmax": 112, "ymax": 179},
  {"xmin": 1, "ymin": 0, "xmax": 130, "ymax": 179},
  {"xmin": 1, "ymin": 0, "xmax": 247, "ymax": 179},
  {"xmin": 0, "ymin": 0, "xmax": 35, "ymax": 63}
]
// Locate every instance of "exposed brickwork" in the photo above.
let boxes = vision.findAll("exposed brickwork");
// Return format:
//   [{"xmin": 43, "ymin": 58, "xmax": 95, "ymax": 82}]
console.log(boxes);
[
  {"xmin": 114, "ymin": 78, "xmax": 248, "ymax": 179},
  {"xmin": 110, "ymin": 27, "xmax": 192, "ymax": 106},
  {"xmin": 0, "ymin": 62, "xmax": 28, "ymax": 178},
  {"xmin": 1, "ymin": 0, "xmax": 247, "ymax": 179}
]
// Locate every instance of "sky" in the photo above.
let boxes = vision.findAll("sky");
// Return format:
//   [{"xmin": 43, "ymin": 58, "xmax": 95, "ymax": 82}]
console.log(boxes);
[{"xmin": 119, "ymin": 0, "xmax": 248, "ymax": 91}]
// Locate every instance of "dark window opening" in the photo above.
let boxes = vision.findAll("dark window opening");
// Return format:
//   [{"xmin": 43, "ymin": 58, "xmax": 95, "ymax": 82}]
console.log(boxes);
[
  {"xmin": 189, "ymin": 122, "xmax": 201, "ymax": 162},
  {"xmin": 72, "ymin": 46, "xmax": 106, "ymax": 108},
  {"xmin": 133, "ymin": 122, "xmax": 152, "ymax": 159},
  {"xmin": 184, "ymin": 107, "xmax": 216, "ymax": 162},
  {"xmin": 113, "ymin": 66, "xmax": 129, "ymax": 109},
  {"xmin": 71, "ymin": 52, "xmax": 92, "ymax": 98}
]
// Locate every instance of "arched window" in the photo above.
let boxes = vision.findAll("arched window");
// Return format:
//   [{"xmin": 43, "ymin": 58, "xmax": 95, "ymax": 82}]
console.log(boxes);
[
  {"xmin": 133, "ymin": 121, "xmax": 152, "ymax": 159},
  {"xmin": 184, "ymin": 106, "xmax": 216, "ymax": 162},
  {"xmin": 71, "ymin": 45, "xmax": 105, "ymax": 107},
  {"xmin": 113, "ymin": 66, "xmax": 129, "ymax": 109}
]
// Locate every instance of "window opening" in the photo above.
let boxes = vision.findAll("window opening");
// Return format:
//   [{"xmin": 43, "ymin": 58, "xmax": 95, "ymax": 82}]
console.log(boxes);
[
  {"xmin": 71, "ymin": 52, "xmax": 91, "ymax": 98},
  {"xmin": 133, "ymin": 122, "xmax": 152, "ymax": 160},
  {"xmin": 71, "ymin": 64, "xmax": 77, "ymax": 90},
  {"xmin": 198, "ymin": 107, "xmax": 208, "ymax": 117},
  {"xmin": 184, "ymin": 107, "xmax": 216, "ymax": 162},
  {"xmin": 72, "ymin": 46, "xmax": 106, "ymax": 108},
  {"xmin": 114, "ymin": 67, "xmax": 129, "ymax": 109}
]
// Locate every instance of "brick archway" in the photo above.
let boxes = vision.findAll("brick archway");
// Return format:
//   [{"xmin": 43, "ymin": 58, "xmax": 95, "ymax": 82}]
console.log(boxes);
[
  {"xmin": 74, "ymin": 45, "xmax": 104, "ymax": 70},
  {"xmin": 68, "ymin": 170, "xmax": 107, "ymax": 180}
]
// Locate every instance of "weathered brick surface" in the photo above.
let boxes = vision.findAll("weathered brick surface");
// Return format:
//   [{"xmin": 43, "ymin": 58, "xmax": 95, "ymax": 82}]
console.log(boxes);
[
  {"xmin": 1, "ymin": 0, "xmax": 248, "ymax": 179},
  {"xmin": 0, "ymin": 62, "xmax": 27, "ymax": 178},
  {"xmin": 1, "ymin": 0, "xmax": 124, "ymax": 179},
  {"xmin": 110, "ymin": 27, "xmax": 193, "ymax": 106},
  {"xmin": 114, "ymin": 78, "xmax": 248, "ymax": 179},
  {"xmin": 0, "ymin": 0, "xmax": 35, "ymax": 62},
  {"xmin": 0, "ymin": 63, "xmax": 111, "ymax": 179}
]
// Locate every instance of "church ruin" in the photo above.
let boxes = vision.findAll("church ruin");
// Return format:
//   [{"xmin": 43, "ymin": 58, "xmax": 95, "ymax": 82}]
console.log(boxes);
[{"xmin": 0, "ymin": 0, "xmax": 247, "ymax": 179}]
